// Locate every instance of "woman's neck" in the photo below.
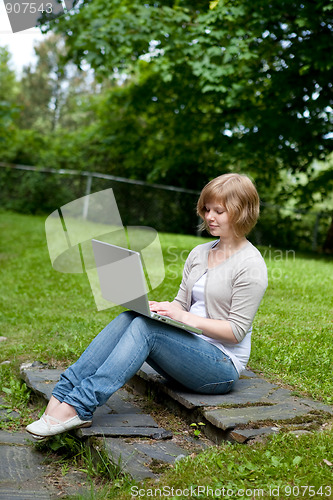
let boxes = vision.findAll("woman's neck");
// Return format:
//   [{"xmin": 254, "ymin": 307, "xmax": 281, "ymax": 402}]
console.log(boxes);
[
  {"xmin": 208, "ymin": 237, "xmax": 248, "ymax": 268},
  {"xmin": 215, "ymin": 236, "xmax": 247, "ymax": 254}
]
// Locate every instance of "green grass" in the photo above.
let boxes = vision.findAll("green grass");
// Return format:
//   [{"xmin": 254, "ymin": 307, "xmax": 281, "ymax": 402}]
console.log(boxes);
[
  {"xmin": 251, "ymin": 247, "xmax": 333, "ymax": 404},
  {"xmin": 0, "ymin": 211, "xmax": 332, "ymax": 499},
  {"xmin": 117, "ymin": 432, "xmax": 333, "ymax": 500}
]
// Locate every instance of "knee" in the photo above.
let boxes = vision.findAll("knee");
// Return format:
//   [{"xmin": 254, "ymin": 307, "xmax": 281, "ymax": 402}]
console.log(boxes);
[
  {"xmin": 117, "ymin": 312, "xmax": 150, "ymax": 334},
  {"xmin": 130, "ymin": 315, "xmax": 154, "ymax": 337},
  {"xmin": 117, "ymin": 311, "xmax": 138, "ymax": 326},
  {"xmin": 119, "ymin": 311, "xmax": 136, "ymax": 321},
  {"xmin": 102, "ymin": 311, "xmax": 137, "ymax": 337},
  {"xmin": 131, "ymin": 315, "xmax": 149, "ymax": 327}
]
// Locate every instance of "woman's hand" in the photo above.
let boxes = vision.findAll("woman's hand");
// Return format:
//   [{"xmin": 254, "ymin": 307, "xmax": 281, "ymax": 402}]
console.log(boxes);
[
  {"xmin": 149, "ymin": 301, "xmax": 185, "ymax": 322},
  {"xmin": 150, "ymin": 301, "xmax": 237, "ymax": 343}
]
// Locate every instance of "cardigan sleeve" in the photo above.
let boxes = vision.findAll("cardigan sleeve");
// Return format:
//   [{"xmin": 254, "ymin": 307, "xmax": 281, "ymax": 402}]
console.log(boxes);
[{"xmin": 228, "ymin": 258, "xmax": 268, "ymax": 342}]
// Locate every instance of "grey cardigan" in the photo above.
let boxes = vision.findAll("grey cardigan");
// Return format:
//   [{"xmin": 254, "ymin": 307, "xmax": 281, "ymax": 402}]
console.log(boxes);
[{"xmin": 173, "ymin": 240, "xmax": 268, "ymax": 342}]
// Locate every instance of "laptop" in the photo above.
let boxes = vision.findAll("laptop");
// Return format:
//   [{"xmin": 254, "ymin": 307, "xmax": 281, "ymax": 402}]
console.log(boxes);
[{"xmin": 91, "ymin": 239, "xmax": 202, "ymax": 334}]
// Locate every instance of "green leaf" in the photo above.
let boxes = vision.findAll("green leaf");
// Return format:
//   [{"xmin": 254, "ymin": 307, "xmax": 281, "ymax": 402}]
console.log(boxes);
[{"xmin": 293, "ymin": 456, "xmax": 303, "ymax": 466}]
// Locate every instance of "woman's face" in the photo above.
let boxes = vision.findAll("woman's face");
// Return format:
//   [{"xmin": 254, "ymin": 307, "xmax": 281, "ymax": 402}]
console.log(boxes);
[{"xmin": 204, "ymin": 200, "xmax": 234, "ymax": 239}]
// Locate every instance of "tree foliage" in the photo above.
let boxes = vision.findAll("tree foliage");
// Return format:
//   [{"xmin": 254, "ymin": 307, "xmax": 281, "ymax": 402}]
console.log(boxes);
[
  {"xmin": 1, "ymin": 1, "xmax": 332, "ymax": 249},
  {"xmin": 45, "ymin": 0, "xmax": 333, "ymax": 249},
  {"xmin": 0, "ymin": 47, "xmax": 20, "ymax": 160},
  {"xmin": 47, "ymin": 0, "xmax": 333, "ymax": 185},
  {"xmin": 17, "ymin": 34, "xmax": 97, "ymax": 133},
  {"xmin": 1, "ymin": 34, "xmax": 100, "ymax": 168}
]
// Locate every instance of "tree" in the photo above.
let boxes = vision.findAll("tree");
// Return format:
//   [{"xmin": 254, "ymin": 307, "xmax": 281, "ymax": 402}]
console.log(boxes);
[
  {"xmin": 7, "ymin": 34, "xmax": 101, "ymax": 169},
  {"xmin": 17, "ymin": 33, "xmax": 98, "ymax": 133},
  {"xmin": 48, "ymin": 0, "xmax": 332, "ymax": 172},
  {"xmin": 45, "ymin": 0, "xmax": 333, "ymax": 247},
  {"xmin": 79, "ymin": 64, "xmax": 225, "ymax": 189},
  {"xmin": 0, "ymin": 46, "xmax": 20, "ymax": 160}
]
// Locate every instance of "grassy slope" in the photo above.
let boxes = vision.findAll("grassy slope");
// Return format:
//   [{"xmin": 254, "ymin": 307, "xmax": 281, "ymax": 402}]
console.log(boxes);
[{"xmin": 0, "ymin": 211, "xmax": 332, "ymax": 499}]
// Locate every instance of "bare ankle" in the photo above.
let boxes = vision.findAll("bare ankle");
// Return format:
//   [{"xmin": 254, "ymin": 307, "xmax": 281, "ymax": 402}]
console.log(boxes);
[
  {"xmin": 49, "ymin": 402, "xmax": 77, "ymax": 422},
  {"xmin": 61, "ymin": 403, "xmax": 77, "ymax": 419},
  {"xmin": 45, "ymin": 396, "xmax": 61, "ymax": 415}
]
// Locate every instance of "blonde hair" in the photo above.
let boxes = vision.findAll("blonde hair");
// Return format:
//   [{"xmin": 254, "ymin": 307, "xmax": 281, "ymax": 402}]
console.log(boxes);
[{"xmin": 197, "ymin": 173, "xmax": 260, "ymax": 237}]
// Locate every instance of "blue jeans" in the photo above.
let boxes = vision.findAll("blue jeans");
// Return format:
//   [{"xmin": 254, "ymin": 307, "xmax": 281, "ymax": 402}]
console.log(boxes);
[{"xmin": 52, "ymin": 312, "xmax": 239, "ymax": 420}]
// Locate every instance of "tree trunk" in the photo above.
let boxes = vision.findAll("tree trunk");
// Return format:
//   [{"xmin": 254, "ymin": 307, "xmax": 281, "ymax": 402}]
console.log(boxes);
[{"xmin": 322, "ymin": 214, "xmax": 333, "ymax": 253}]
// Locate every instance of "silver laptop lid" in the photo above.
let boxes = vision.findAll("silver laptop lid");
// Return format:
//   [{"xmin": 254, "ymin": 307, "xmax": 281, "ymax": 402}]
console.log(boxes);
[{"xmin": 91, "ymin": 239, "xmax": 151, "ymax": 315}]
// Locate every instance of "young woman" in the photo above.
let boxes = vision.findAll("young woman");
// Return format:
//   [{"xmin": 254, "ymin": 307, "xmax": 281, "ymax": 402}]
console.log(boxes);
[{"xmin": 27, "ymin": 173, "xmax": 268, "ymax": 438}]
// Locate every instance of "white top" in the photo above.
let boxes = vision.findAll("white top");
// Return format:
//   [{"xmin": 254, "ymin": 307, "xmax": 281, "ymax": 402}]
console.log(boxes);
[{"xmin": 189, "ymin": 272, "xmax": 250, "ymax": 374}]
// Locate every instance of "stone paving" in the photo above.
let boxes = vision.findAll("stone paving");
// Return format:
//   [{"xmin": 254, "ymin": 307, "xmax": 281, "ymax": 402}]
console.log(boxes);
[
  {"xmin": 20, "ymin": 363, "xmax": 193, "ymax": 482},
  {"xmin": 0, "ymin": 397, "xmax": 88, "ymax": 499},
  {"xmin": 1, "ymin": 360, "xmax": 332, "ymax": 496},
  {"xmin": 129, "ymin": 363, "xmax": 333, "ymax": 444}
]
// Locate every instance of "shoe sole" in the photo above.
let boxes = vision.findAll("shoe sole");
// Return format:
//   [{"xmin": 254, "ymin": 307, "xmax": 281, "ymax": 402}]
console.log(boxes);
[{"xmin": 28, "ymin": 434, "xmax": 49, "ymax": 441}]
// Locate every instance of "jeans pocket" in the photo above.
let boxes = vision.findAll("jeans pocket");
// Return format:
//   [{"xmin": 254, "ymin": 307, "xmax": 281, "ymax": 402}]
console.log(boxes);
[{"xmin": 198, "ymin": 379, "xmax": 235, "ymax": 395}]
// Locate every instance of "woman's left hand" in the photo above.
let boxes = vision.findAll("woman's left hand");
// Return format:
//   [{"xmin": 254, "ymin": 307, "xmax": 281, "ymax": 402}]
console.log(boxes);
[{"xmin": 149, "ymin": 301, "xmax": 184, "ymax": 322}]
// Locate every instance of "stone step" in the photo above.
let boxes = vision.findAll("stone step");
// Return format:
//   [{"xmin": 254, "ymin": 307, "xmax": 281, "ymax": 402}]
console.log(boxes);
[
  {"xmin": 21, "ymin": 363, "xmax": 333, "ymax": 444},
  {"xmin": 128, "ymin": 363, "xmax": 333, "ymax": 443},
  {"xmin": 103, "ymin": 438, "xmax": 189, "ymax": 480},
  {"xmin": 19, "ymin": 363, "xmax": 191, "ymax": 480},
  {"xmin": 0, "ymin": 429, "xmax": 87, "ymax": 499},
  {"xmin": 203, "ymin": 401, "xmax": 314, "ymax": 431},
  {"xmin": 229, "ymin": 427, "xmax": 279, "ymax": 443},
  {"xmin": 21, "ymin": 364, "xmax": 173, "ymax": 441}
]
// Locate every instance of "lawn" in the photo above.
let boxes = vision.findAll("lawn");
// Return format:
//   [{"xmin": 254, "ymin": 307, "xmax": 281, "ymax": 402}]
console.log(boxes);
[{"xmin": 0, "ymin": 211, "xmax": 332, "ymax": 499}]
